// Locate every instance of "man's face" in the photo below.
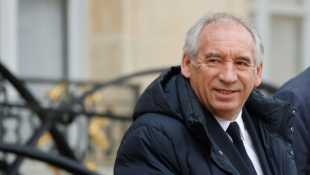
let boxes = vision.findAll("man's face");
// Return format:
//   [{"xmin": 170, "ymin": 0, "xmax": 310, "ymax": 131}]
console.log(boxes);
[{"xmin": 181, "ymin": 22, "xmax": 263, "ymax": 120}]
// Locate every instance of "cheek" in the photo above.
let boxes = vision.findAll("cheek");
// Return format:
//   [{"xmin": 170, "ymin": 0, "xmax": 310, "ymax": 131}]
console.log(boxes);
[
  {"xmin": 242, "ymin": 74, "xmax": 256, "ymax": 89},
  {"xmin": 191, "ymin": 71, "xmax": 207, "ymax": 91}
]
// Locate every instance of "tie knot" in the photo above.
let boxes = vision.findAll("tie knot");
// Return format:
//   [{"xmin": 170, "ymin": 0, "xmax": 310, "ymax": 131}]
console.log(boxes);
[{"xmin": 226, "ymin": 121, "xmax": 241, "ymax": 140}]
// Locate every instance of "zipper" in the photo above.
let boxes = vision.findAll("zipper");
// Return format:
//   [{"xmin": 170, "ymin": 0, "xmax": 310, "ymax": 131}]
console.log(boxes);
[
  {"xmin": 284, "ymin": 148, "xmax": 288, "ymax": 175},
  {"xmin": 279, "ymin": 103, "xmax": 291, "ymax": 175},
  {"xmin": 279, "ymin": 103, "xmax": 290, "ymax": 141}
]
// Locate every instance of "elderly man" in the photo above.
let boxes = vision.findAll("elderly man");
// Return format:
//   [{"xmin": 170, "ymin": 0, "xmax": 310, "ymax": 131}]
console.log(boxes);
[{"xmin": 114, "ymin": 12, "xmax": 297, "ymax": 175}]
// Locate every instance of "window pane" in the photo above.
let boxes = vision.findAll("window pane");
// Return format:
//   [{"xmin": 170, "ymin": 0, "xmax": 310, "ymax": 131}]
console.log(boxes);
[
  {"xmin": 18, "ymin": 0, "xmax": 66, "ymax": 79},
  {"xmin": 269, "ymin": 16, "xmax": 302, "ymax": 86},
  {"xmin": 271, "ymin": 0, "xmax": 303, "ymax": 4}
]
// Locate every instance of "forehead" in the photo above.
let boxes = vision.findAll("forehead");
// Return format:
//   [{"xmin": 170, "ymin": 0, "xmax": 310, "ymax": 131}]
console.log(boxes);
[{"xmin": 199, "ymin": 21, "xmax": 255, "ymax": 53}]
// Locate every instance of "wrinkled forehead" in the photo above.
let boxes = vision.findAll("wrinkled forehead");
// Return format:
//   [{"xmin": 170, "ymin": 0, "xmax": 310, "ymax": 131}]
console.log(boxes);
[{"xmin": 199, "ymin": 21, "xmax": 255, "ymax": 52}]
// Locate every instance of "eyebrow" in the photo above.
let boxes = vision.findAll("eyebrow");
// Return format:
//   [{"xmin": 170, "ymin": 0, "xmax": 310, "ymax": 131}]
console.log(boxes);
[
  {"xmin": 205, "ymin": 52, "xmax": 221, "ymax": 58},
  {"xmin": 205, "ymin": 53, "xmax": 253, "ymax": 64},
  {"xmin": 238, "ymin": 56, "xmax": 252, "ymax": 64}
]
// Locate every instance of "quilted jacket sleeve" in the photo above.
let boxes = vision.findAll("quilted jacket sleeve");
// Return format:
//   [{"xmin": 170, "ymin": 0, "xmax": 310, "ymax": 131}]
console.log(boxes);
[{"xmin": 114, "ymin": 124, "xmax": 180, "ymax": 175}]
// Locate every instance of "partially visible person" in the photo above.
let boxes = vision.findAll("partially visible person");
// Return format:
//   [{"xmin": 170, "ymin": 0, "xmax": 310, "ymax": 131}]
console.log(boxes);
[{"xmin": 274, "ymin": 67, "xmax": 310, "ymax": 175}]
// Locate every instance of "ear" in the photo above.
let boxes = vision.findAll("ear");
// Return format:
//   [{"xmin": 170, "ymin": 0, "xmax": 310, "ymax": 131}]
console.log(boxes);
[
  {"xmin": 181, "ymin": 53, "xmax": 192, "ymax": 78},
  {"xmin": 254, "ymin": 62, "xmax": 263, "ymax": 87}
]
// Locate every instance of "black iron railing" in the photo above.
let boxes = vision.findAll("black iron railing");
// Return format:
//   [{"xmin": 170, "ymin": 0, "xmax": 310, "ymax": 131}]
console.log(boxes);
[{"xmin": 0, "ymin": 61, "xmax": 170, "ymax": 174}]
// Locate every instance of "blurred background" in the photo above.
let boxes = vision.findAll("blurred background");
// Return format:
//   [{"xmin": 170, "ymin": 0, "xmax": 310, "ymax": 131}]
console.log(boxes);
[{"xmin": 0, "ymin": 0, "xmax": 309, "ymax": 174}]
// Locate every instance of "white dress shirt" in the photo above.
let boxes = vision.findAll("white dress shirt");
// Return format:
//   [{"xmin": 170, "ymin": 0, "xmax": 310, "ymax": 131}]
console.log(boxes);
[{"xmin": 214, "ymin": 111, "xmax": 264, "ymax": 175}]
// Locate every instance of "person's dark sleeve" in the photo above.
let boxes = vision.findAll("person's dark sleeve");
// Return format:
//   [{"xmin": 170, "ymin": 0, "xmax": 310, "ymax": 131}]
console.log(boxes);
[
  {"xmin": 114, "ymin": 124, "xmax": 180, "ymax": 175},
  {"xmin": 274, "ymin": 90, "xmax": 310, "ymax": 175}
]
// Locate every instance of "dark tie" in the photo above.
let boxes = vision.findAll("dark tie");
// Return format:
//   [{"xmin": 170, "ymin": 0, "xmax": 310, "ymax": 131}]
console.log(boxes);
[{"xmin": 226, "ymin": 122, "xmax": 257, "ymax": 175}]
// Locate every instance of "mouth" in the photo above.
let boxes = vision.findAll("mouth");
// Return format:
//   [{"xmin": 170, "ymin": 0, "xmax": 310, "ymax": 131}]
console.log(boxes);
[{"xmin": 215, "ymin": 89, "xmax": 236, "ymax": 94}]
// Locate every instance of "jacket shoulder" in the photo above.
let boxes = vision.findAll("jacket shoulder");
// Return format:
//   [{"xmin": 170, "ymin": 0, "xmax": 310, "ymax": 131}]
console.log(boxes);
[
  {"xmin": 123, "ymin": 113, "xmax": 189, "ymax": 142},
  {"xmin": 115, "ymin": 113, "xmax": 188, "ymax": 175}
]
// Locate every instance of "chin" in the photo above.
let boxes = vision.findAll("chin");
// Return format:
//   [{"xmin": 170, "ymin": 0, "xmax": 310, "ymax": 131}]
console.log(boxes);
[{"xmin": 213, "ymin": 105, "xmax": 240, "ymax": 116}]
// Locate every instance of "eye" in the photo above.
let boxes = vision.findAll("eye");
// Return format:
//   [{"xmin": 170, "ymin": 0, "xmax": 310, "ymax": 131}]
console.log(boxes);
[
  {"xmin": 206, "ymin": 58, "xmax": 222, "ymax": 67},
  {"xmin": 236, "ymin": 61, "xmax": 247, "ymax": 66},
  {"xmin": 209, "ymin": 59, "xmax": 218, "ymax": 63}
]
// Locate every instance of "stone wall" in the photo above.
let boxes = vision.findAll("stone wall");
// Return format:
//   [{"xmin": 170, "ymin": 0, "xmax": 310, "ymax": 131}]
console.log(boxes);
[{"xmin": 87, "ymin": 0, "xmax": 250, "ymax": 90}]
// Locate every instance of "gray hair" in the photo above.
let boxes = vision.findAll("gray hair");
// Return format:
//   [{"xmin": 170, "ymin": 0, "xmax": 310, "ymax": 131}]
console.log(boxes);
[{"xmin": 183, "ymin": 12, "xmax": 264, "ymax": 67}]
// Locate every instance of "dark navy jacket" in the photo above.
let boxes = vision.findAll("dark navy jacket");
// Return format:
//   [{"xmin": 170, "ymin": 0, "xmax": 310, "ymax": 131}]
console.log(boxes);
[
  {"xmin": 274, "ymin": 67, "xmax": 310, "ymax": 175},
  {"xmin": 115, "ymin": 66, "xmax": 297, "ymax": 175}
]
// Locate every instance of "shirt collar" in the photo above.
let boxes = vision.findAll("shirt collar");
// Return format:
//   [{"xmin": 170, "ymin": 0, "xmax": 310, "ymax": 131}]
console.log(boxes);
[{"xmin": 214, "ymin": 110, "xmax": 246, "ymax": 140}]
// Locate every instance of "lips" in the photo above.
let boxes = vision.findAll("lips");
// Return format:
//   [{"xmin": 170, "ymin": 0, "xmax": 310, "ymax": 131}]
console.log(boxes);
[
  {"xmin": 218, "ymin": 90, "xmax": 232, "ymax": 94},
  {"xmin": 215, "ymin": 89, "xmax": 236, "ymax": 94}
]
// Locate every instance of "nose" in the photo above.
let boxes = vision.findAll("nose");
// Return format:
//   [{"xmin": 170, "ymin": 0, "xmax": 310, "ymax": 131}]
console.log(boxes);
[{"xmin": 218, "ymin": 62, "xmax": 237, "ymax": 84}]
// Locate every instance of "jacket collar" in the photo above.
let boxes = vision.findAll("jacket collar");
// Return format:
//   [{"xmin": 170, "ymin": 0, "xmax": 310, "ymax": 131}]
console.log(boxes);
[
  {"xmin": 176, "ymin": 70, "xmax": 291, "ymax": 136},
  {"xmin": 242, "ymin": 108, "xmax": 273, "ymax": 175}
]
